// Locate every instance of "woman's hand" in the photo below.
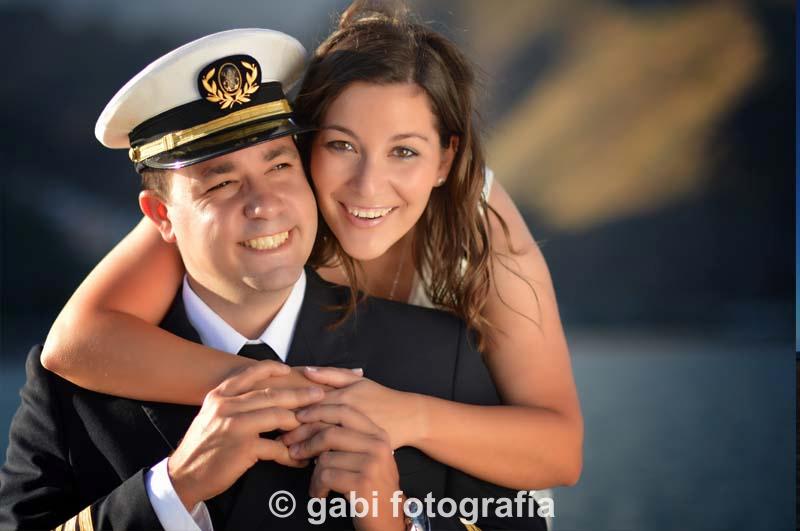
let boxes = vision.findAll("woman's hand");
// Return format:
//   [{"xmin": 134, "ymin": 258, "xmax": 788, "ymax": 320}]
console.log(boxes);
[
  {"xmin": 248, "ymin": 366, "xmax": 335, "ymax": 394},
  {"xmin": 287, "ymin": 403, "xmax": 405, "ymax": 531},
  {"xmin": 280, "ymin": 367, "xmax": 426, "ymax": 450}
]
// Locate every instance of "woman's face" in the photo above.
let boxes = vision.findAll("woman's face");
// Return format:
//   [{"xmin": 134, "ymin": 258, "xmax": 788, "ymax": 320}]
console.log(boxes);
[{"xmin": 309, "ymin": 82, "xmax": 455, "ymax": 261}]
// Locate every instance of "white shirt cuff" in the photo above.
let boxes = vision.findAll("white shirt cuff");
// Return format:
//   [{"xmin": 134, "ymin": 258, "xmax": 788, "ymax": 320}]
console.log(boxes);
[{"xmin": 145, "ymin": 457, "xmax": 214, "ymax": 531}]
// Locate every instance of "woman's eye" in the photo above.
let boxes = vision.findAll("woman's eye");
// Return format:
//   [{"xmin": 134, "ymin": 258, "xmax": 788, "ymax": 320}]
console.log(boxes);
[
  {"xmin": 391, "ymin": 147, "xmax": 418, "ymax": 159},
  {"xmin": 327, "ymin": 140, "xmax": 355, "ymax": 152}
]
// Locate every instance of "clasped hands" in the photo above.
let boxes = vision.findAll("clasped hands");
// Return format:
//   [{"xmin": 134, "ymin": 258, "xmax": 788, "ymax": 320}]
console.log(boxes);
[{"xmin": 168, "ymin": 361, "xmax": 415, "ymax": 531}]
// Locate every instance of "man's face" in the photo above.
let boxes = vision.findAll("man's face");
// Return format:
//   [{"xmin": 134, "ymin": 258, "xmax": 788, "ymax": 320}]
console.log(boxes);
[{"xmin": 161, "ymin": 136, "xmax": 317, "ymax": 300}]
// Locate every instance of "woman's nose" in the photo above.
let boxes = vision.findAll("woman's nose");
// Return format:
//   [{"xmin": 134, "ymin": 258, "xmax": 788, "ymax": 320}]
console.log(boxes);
[{"xmin": 349, "ymin": 155, "xmax": 382, "ymax": 196}]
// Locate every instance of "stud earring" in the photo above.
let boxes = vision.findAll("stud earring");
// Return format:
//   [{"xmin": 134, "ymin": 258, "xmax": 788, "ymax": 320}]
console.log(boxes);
[{"xmin": 436, "ymin": 177, "xmax": 445, "ymax": 186}]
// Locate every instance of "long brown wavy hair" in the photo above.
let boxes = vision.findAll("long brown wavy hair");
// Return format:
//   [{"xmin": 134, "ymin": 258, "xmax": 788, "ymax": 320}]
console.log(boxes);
[{"xmin": 295, "ymin": 0, "xmax": 522, "ymax": 350}]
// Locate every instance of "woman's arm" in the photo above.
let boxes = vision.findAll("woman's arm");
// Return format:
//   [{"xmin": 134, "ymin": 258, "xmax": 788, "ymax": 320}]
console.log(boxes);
[
  {"xmin": 41, "ymin": 218, "xmax": 255, "ymax": 404},
  {"xmin": 294, "ymin": 181, "xmax": 583, "ymax": 490},
  {"xmin": 415, "ymin": 179, "xmax": 583, "ymax": 488}
]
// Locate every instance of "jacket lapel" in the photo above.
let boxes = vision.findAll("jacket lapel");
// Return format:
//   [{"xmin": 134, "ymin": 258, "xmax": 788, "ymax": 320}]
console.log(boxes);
[
  {"xmin": 284, "ymin": 268, "xmax": 367, "ymax": 370},
  {"xmin": 139, "ymin": 292, "xmax": 201, "ymax": 451}
]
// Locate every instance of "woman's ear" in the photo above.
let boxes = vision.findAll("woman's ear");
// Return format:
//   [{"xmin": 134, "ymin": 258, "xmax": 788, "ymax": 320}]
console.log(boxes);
[
  {"xmin": 138, "ymin": 191, "xmax": 176, "ymax": 243},
  {"xmin": 436, "ymin": 135, "xmax": 459, "ymax": 186}
]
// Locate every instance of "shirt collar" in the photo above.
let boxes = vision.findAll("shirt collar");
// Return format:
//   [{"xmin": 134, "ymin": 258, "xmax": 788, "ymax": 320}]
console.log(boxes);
[{"xmin": 181, "ymin": 270, "xmax": 306, "ymax": 362}]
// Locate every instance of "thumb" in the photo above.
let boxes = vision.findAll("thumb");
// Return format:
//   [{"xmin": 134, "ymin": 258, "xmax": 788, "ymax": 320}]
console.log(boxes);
[{"xmin": 301, "ymin": 366, "xmax": 364, "ymax": 387}]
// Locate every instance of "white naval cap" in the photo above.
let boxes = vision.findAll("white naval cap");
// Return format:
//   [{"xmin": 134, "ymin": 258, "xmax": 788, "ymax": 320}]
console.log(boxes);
[{"xmin": 95, "ymin": 28, "xmax": 312, "ymax": 171}]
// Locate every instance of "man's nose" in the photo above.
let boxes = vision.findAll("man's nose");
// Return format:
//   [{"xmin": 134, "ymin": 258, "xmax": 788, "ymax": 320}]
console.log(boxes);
[{"xmin": 243, "ymin": 181, "xmax": 283, "ymax": 219}]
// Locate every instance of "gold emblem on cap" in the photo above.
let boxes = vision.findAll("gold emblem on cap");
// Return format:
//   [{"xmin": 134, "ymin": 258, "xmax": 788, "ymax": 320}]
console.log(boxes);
[
  {"xmin": 201, "ymin": 60, "xmax": 259, "ymax": 110},
  {"xmin": 219, "ymin": 63, "xmax": 241, "ymax": 93}
]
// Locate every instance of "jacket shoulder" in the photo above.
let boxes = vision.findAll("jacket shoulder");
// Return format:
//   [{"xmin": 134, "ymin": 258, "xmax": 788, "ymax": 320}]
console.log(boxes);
[
  {"xmin": 22, "ymin": 344, "xmax": 63, "ymax": 394},
  {"xmin": 361, "ymin": 295, "xmax": 471, "ymax": 351}
]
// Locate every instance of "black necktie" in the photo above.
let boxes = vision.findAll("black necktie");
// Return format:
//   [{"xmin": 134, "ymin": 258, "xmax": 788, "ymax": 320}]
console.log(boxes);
[
  {"xmin": 237, "ymin": 342, "xmax": 282, "ymax": 362},
  {"xmin": 209, "ymin": 343, "xmax": 283, "ymax": 525},
  {"xmin": 236, "ymin": 342, "xmax": 283, "ymax": 441}
]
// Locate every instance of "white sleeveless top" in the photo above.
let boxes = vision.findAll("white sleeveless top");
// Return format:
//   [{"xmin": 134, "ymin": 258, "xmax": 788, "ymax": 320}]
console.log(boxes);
[{"xmin": 407, "ymin": 167, "xmax": 494, "ymax": 308}]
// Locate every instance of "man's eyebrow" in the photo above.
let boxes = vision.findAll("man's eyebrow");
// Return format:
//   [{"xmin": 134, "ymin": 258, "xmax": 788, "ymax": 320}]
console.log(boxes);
[
  {"xmin": 200, "ymin": 161, "xmax": 235, "ymax": 179},
  {"xmin": 262, "ymin": 145, "xmax": 299, "ymax": 162}
]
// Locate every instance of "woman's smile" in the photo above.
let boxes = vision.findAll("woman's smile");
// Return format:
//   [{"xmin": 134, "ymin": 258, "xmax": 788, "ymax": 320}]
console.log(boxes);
[{"xmin": 339, "ymin": 201, "xmax": 398, "ymax": 228}]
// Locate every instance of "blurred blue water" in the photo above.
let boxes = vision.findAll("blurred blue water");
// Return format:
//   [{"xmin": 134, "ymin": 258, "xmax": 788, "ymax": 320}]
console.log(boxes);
[
  {"xmin": 0, "ymin": 329, "xmax": 794, "ymax": 530},
  {"xmin": 554, "ymin": 330, "xmax": 794, "ymax": 531}
]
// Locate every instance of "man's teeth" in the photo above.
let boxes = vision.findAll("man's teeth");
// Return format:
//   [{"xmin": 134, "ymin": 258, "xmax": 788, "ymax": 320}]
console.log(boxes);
[
  {"xmin": 241, "ymin": 231, "xmax": 289, "ymax": 250},
  {"xmin": 346, "ymin": 206, "xmax": 393, "ymax": 219}
]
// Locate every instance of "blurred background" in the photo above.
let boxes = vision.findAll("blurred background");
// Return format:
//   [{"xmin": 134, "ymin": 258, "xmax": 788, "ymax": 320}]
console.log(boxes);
[{"xmin": 0, "ymin": 0, "xmax": 794, "ymax": 529}]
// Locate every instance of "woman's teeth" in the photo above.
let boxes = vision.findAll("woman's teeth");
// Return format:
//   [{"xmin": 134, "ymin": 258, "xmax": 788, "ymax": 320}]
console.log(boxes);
[
  {"xmin": 241, "ymin": 231, "xmax": 289, "ymax": 250},
  {"xmin": 346, "ymin": 206, "xmax": 394, "ymax": 219}
]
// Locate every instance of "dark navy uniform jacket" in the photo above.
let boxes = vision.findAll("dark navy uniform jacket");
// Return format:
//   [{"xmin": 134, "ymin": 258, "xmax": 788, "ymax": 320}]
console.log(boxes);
[{"xmin": 0, "ymin": 269, "xmax": 546, "ymax": 530}]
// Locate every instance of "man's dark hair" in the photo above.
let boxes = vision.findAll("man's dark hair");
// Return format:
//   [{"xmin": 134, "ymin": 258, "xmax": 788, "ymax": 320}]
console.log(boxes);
[{"xmin": 141, "ymin": 168, "xmax": 171, "ymax": 198}]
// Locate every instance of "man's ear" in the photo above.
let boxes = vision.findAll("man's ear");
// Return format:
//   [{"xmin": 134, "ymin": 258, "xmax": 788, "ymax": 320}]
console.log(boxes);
[
  {"xmin": 139, "ymin": 191, "xmax": 176, "ymax": 243},
  {"xmin": 436, "ymin": 135, "xmax": 459, "ymax": 186}
]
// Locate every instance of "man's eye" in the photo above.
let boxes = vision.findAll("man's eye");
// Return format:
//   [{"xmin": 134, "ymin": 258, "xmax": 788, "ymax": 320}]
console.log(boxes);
[
  {"xmin": 208, "ymin": 180, "xmax": 233, "ymax": 192},
  {"xmin": 391, "ymin": 147, "xmax": 418, "ymax": 159},
  {"xmin": 327, "ymin": 140, "xmax": 355, "ymax": 152},
  {"xmin": 272, "ymin": 162, "xmax": 291, "ymax": 171}
]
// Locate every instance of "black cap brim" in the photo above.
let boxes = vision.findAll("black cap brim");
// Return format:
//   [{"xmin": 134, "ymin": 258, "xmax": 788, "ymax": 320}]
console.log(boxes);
[{"xmin": 138, "ymin": 117, "xmax": 315, "ymax": 171}]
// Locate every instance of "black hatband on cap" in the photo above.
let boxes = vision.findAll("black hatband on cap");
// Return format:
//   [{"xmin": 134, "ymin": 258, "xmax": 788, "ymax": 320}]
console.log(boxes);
[{"xmin": 136, "ymin": 117, "xmax": 314, "ymax": 171}]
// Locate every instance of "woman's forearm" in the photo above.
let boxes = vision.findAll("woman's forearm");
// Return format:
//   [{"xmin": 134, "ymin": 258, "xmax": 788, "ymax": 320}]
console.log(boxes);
[
  {"xmin": 411, "ymin": 396, "xmax": 583, "ymax": 491},
  {"xmin": 42, "ymin": 310, "xmax": 252, "ymax": 404},
  {"xmin": 43, "ymin": 307, "xmax": 336, "ymax": 404},
  {"xmin": 415, "ymin": 181, "xmax": 583, "ymax": 491}
]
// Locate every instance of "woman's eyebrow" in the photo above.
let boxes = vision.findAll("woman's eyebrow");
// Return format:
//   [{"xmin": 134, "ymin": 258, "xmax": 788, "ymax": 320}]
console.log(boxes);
[
  {"xmin": 390, "ymin": 132, "xmax": 430, "ymax": 143},
  {"xmin": 320, "ymin": 125, "xmax": 429, "ymax": 144},
  {"xmin": 319, "ymin": 124, "xmax": 358, "ymax": 139}
]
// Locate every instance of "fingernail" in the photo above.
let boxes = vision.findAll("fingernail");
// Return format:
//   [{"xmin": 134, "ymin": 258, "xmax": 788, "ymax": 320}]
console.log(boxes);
[
  {"xmin": 290, "ymin": 444, "xmax": 300, "ymax": 456},
  {"xmin": 305, "ymin": 366, "xmax": 319, "ymax": 372},
  {"xmin": 351, "ymin": 368, "xmax": 363, "ymax": 375},
  {"xmin": 308, "ymin": 387, "xmax": 323, "ymax": 398}
]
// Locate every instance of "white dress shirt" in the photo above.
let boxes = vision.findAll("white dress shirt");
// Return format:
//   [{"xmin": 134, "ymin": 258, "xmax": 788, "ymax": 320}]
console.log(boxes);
[{"xmin": 145, "ymin": 270, "xmax": 307, "ymax": 531}]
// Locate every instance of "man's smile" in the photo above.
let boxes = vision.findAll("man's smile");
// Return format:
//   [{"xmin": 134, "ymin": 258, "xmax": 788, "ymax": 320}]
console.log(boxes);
[{"xmin": 239, "ymin": 230, "xmax": 291, "ymax": 251}]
